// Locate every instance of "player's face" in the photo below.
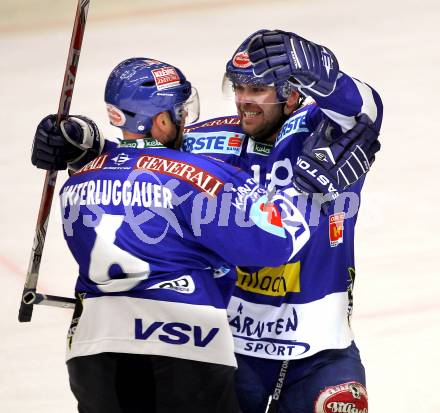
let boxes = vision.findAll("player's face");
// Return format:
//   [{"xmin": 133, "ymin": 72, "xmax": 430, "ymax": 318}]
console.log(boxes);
[{"xmin": 234, "ymin": 84, "xmax": 284, "ymax": 143}]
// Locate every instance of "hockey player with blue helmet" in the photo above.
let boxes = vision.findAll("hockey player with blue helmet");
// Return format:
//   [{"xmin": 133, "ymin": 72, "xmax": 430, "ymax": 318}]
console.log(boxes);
[
  {"xmin": 180, "ymin": 30, "xmax": 382, "ymax": 413},
  {"xmin": 31, "ymin": 55, "xmax": 379, "ymax": 413},
  {"xmin": 216, "ymin": 30, "xmax": 382, "ymax": 413},
  {"xmin": 33, "ymin": 57, "xmax": 199, "ymax": 170},
  {"xmin": 104, "ymin": 58, "xmax": 200, "ymax": 143}
]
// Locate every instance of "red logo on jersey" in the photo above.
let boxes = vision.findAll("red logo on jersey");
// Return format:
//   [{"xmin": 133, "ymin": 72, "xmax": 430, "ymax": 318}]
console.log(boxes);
[
  {"xmin": 228, "ymin": 135, "xmax": 242, "ymax": 147},
  {"xmin": 152, "ymin": 67, "xmax": 180, "ymax": 90},
  {"xmin": 74, "ymin": 154, "xmax": 108, "ymax": 175},
  {"xmin": 135, "ymin": 154, "xmax": 224, "ymax": 197},
  {"xmin": 314, "ymin": 382, "xmax": 368, "ymax": 413},
  {"xmin": 232, "ymin": 52, "xmax": 251, "ymax": 68},
  {"xmin": 183, "ymin": 117, "xmax": 241, "ymax": 133},
  {"xmin": 260, "ymin": 202, "xmax": 282, "ymax": 227},
  {"xmin": 329, "ymin": 212, "xmax": 345, "ymax": 247}
]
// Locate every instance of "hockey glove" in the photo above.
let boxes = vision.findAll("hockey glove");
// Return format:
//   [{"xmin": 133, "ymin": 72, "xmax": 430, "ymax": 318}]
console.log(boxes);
[
  {"xmin": 31, "ymin": 114, "xmax": 103, "ymax": 171},
  {"xmin": 293, "ymin": 114, "xmax": 380, "ymax": 200},
  {"xmin": 247, "ymin": 30, "xmax": 339, "ymax": 96}
]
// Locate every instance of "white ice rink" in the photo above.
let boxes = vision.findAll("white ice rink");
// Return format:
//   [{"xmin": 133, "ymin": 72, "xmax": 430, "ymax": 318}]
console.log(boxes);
[{"xmin": 1, "ymin": 0, "xmax": 439, "ymax": 411}]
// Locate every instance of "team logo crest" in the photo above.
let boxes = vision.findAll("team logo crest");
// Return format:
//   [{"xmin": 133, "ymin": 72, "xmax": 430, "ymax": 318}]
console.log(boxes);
[
  {"xmin": 314, "ymin": 382, "xmax": 368, "ymax": 413},
  {"xmin": 249, "ymin": 196, "xmax": 285, "ymax": 238},
  {"xmin": 329, "ymin": 212, "xmax": 345, "ymax": 247}
]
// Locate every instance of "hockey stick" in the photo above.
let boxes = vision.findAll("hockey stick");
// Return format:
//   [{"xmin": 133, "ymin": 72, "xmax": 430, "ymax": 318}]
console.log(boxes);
[
  {"xmin": 18, "ymin": 0, "xmax": 90, "ymax": 322},
  {"xmin": 22, "ymin": 292, "xmax": 76, "ymax": 309},
  {"xmin": 265, "ymin": 359, "xmax": 289, "ymax": 413}
]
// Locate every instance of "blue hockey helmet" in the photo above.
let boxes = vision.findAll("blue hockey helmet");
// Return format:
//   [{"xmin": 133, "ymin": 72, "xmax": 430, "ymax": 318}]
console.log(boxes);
[
  {"xmin": 105, "ymin": 58, "xmax": 199, "ymax": 134},
  {"xmin": 223, "ymin": 30, "xmax": 296, "ymax": 102}
]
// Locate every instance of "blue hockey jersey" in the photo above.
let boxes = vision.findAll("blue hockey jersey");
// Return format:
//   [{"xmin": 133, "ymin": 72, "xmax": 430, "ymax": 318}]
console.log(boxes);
[
  {"xmin": 61, "ymin": 140, "xmax": 317, "ymax": 366},
  {"xmin": 182, "ymin": 72, "xmax": 383, "ymax": 360}
]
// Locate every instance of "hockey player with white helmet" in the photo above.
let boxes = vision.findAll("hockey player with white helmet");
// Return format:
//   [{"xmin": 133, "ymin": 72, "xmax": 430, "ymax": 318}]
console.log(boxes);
[{"xmin": 31, "ymin": 55, "xmax": 380, "ymax": 413}]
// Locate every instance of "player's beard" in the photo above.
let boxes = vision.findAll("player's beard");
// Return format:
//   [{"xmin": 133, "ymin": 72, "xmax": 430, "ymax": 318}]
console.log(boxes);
[{"xmin": 238, "ymin": 102, "xmax": 287, "ymax": 144}]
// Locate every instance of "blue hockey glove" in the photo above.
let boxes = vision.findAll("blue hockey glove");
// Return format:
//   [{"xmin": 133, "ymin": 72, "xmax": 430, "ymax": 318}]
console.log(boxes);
[
  {"xmin": 247, "ymin": 30, "xmax": 339, "ymax": 96},
  {"xmin": 293, "ymin": 114, "xmax": 380, "ymax": 200},
  {"xmin": 31, "ymin": 114, "xmax": 103, "ymax": 171}
]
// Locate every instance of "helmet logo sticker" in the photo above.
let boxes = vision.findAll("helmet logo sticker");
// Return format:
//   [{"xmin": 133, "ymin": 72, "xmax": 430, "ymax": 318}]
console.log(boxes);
[
  {"xmin": 106, "ymin": 104, "xmax": 126, "ymax": 127},
  {"xmin": 232, "ymin": 51, "xmax": 251, "ymax": 68},
  {"xmin": 152, "ymin": 67, "xmax": 180, "ymax": 90}
]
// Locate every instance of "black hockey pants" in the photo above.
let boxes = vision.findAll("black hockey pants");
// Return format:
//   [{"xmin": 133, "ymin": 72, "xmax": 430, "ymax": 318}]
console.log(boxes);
[{"xmin": 67, "ymin": 352, "xmax": 240, "ymax": 413}]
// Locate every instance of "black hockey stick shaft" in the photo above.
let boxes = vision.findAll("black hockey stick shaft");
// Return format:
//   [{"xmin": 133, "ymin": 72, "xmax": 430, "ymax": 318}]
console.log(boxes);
[
  {"xmin": 18, "ymin": 0, "xmax": 90, "ymax": 322},
  {"xmin": 22, "ymin": 291, "xmax": 76, "ymax": 309},
  {"xmin": 265, "ymin": 360, "xmax": 289, "ymax": 413}
]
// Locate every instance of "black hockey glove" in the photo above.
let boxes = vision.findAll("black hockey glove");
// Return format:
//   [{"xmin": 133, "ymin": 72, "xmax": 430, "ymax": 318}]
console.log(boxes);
[
  {"xmin": 31, "ymin": 114, "xmax": 103, "ymax": 171},
  {"xmin": 247, "ymin": 30, "xmax": 339, "ymax": 96},
  {"xmin": 293, "ymin": 114, "xmax": 380, "ymax": 200}
]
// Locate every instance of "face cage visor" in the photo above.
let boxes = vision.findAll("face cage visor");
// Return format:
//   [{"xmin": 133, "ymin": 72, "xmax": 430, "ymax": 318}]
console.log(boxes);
[
  {"xmin": 222, "ymin": 73, "xmax": 296, "ymax": 105},
  {"xmin": 173, "ymin": 87, "xmax": 200, "ymax": 126}
]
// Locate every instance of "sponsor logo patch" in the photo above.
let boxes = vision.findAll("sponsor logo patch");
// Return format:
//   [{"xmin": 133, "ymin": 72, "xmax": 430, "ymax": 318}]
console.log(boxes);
[
  {"xmin": 277, "ymin": 113, "xmax": 308, "ymax": 145},
  {"xmin": 135, "ymin": 154, "xmax": 224, "ymax": 197},
  {"xmin": 119, "ymin": 138, "xmax": 165, "ymax": 149},
  {"xmin": 314, "ymin": 382, "xmax": 368, "ymax": 413},
  {"xmin": 152, "ymin": 66, "xmax": 180, "ymax": 90},
  {"xmin": 329, "ymin": 212, "xmax": 345, "ymax": 247},
  {"xmin": 147, "ymin": 276, "xmax": 195, "ymax": 294},
  {"xmin": 106, "ymin": 104, "xmax": 126, "ymax": 127},
  {"xmin": 229, "ymin": 301, "xmax": 310, "ymax": 357},
  {"xmin": 247, "ymin": 139, "xmax": 273, "ymax": 156},
  {"xmin": 74, "ymin": 154, "xmax": 108, "ymax": 175},
  {"xmin": 254, "ymin": 142, "xmax": 272, "ymax": 155},
  {"xmin": 236, "ymin": 262, "xmax": 301, "ymax": 297},
  {"xmin": 182, "ymin": 132, "xmax": 244, "ymax": 155},
  {"xmin": 232, "ymin": 51, "xmax": 251, "ymax": 68},
  {"xmin": 111, "ymin": 153, "xmax": 131, "ymax": 166},
  {"xmin": 183, "ymin": 117, "xmax": 240, "ymax": 133}
]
